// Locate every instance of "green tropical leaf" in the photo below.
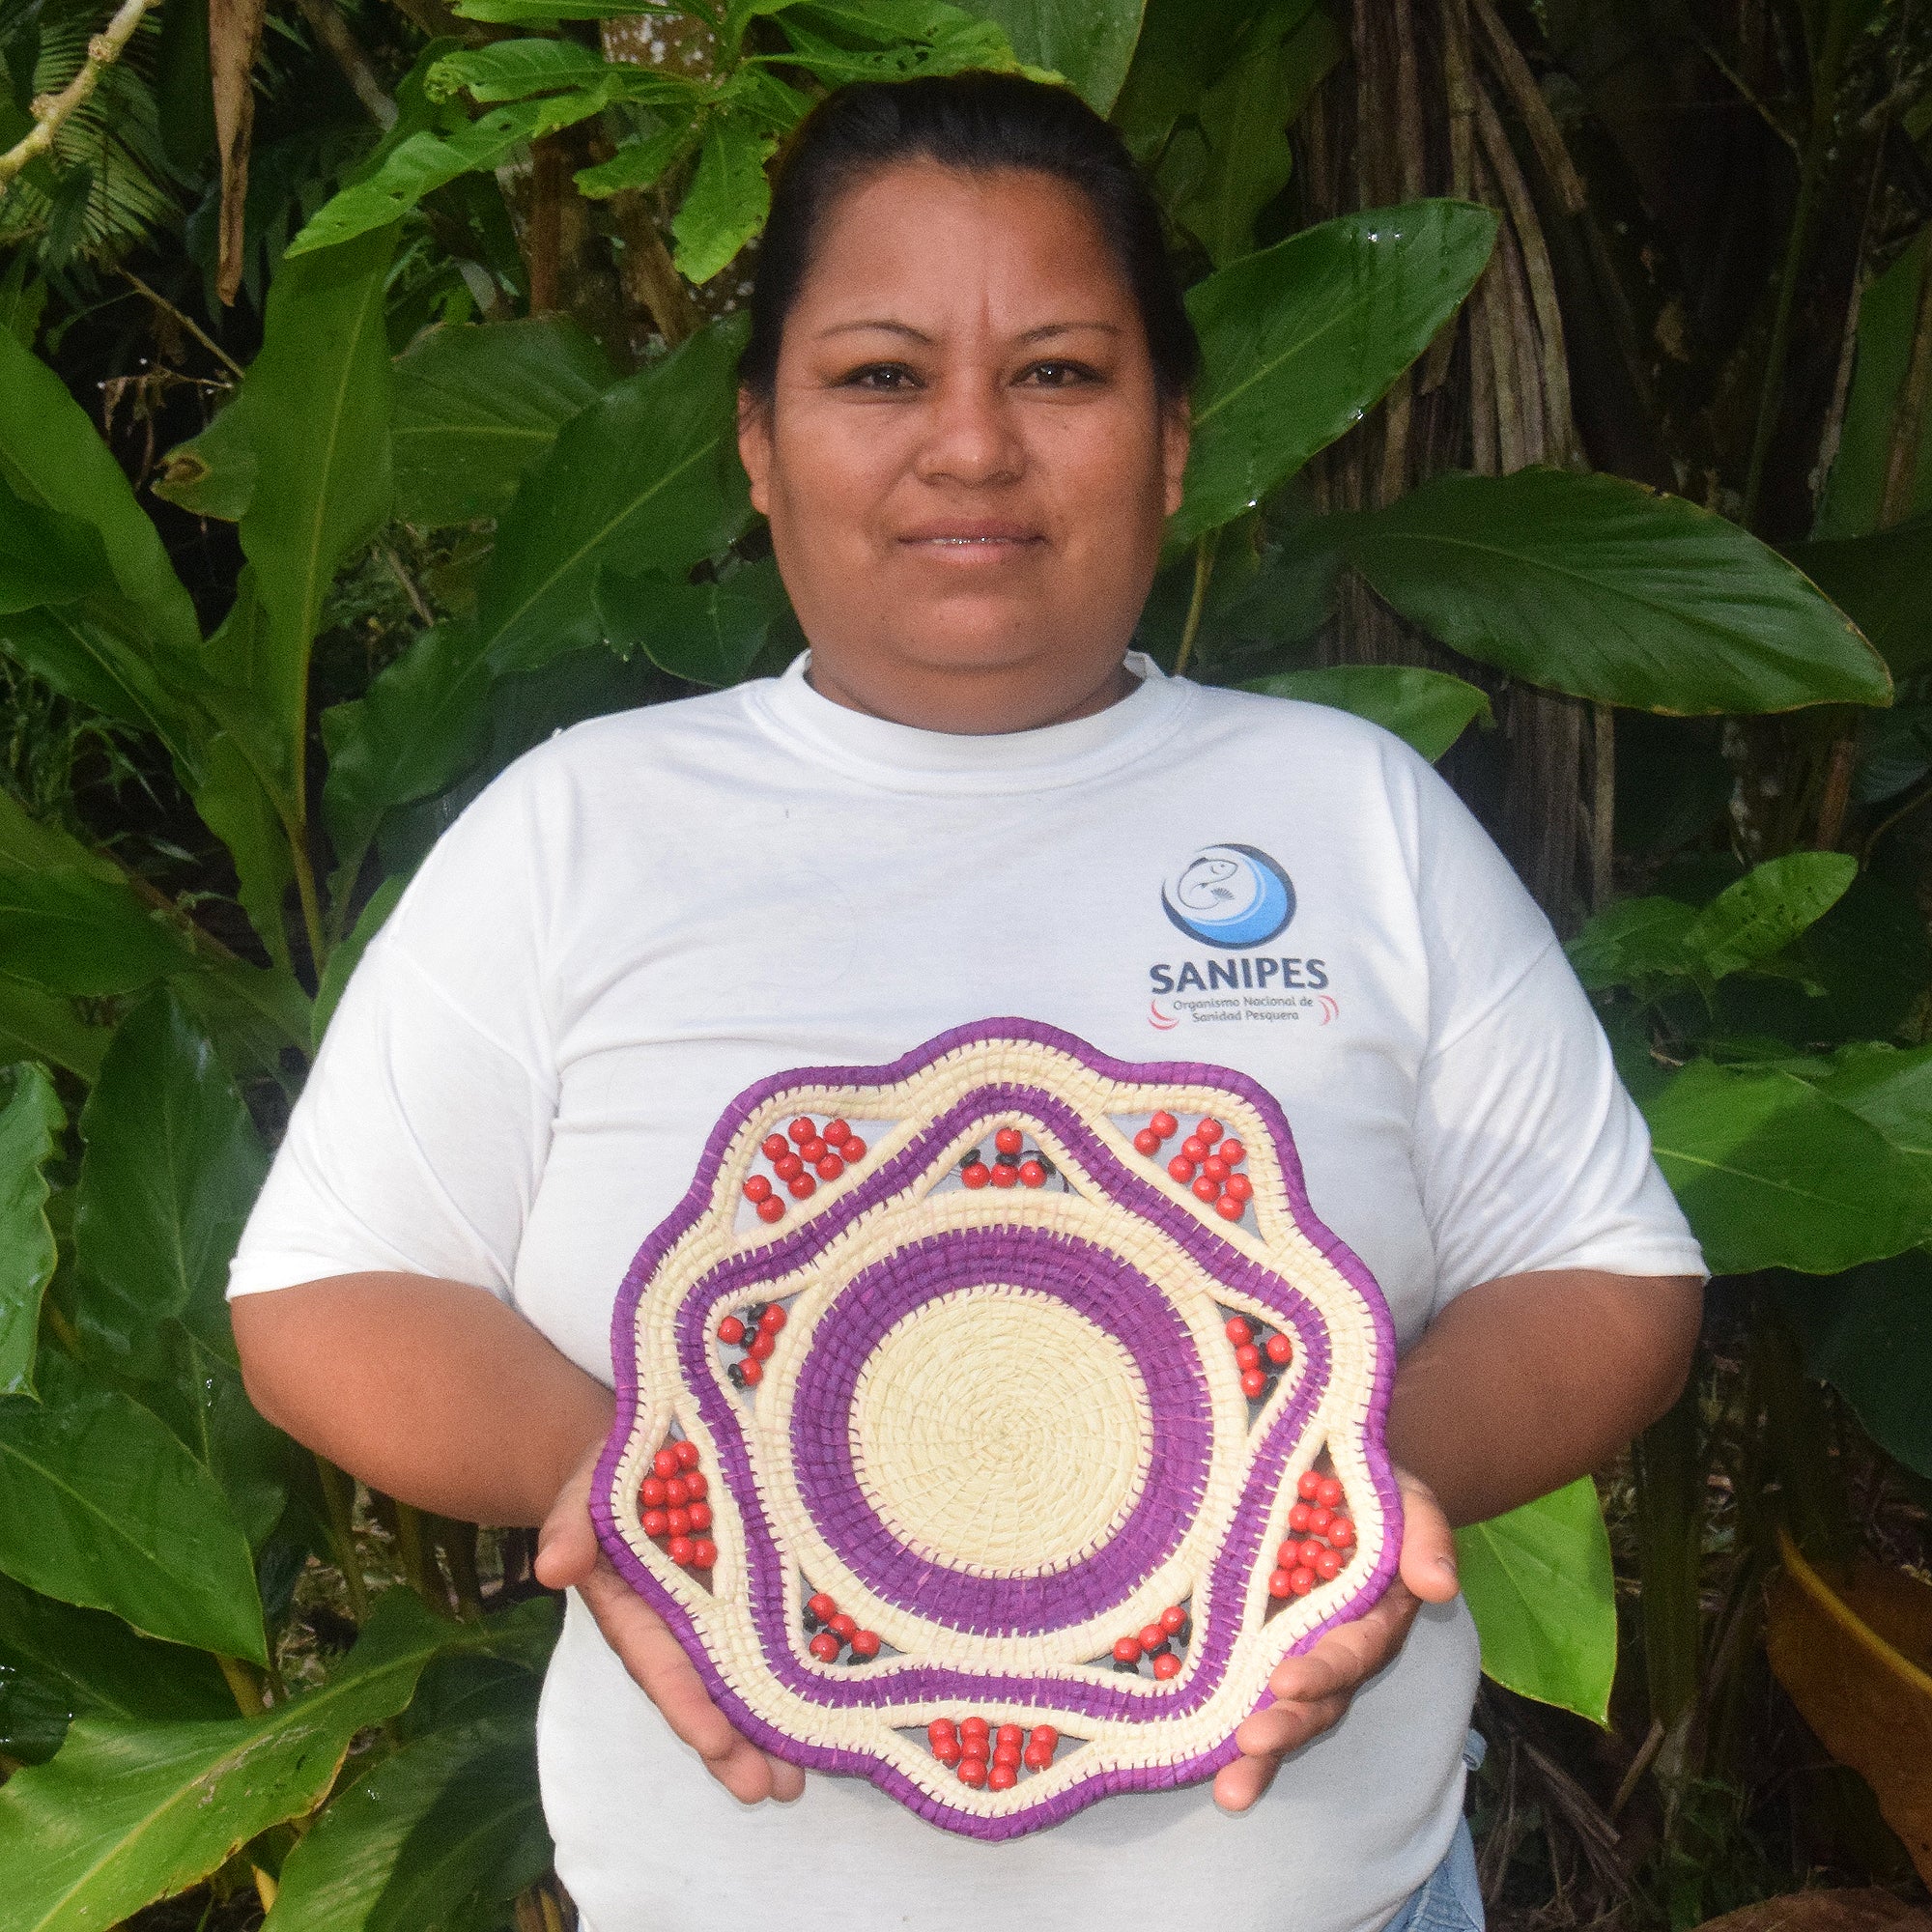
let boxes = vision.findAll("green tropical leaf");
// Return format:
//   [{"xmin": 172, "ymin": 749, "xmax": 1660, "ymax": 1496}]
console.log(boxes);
[
  {"xmin": 1173, "ymin": 202, "xmax": 1498, "ymax": 545},
  {"xmin": 1814, "ymin": 1040, "xmax": 1932, "ymax": 1171},
  {"xmin": 0, "ymin": 1348, "xmax": 265, "ymax": 1662},
  {"xmin": 1643, "ymin": 1060, "xmax": 1932, "ymax": 1275},
  {"xmin": 0, "ymin": 1064, "xmax": 62, "ymax": 1399},
  {"xmin": 598, "ymin": 557, "xmax": 789, "ymax": 687},
  {"xmin": 0, "ymin": 1592, "xmax": 555, "ymax": 1932},
  {"xmin": 1339, "ymin": 469, "xmax": 1894, "ymax": 714},
  {"xmin": 453, "ymin": 0, "xmax": 668, "ymax": 17},
  {"xmin": 1682, "ymin": 852, "xmax": 1858, "ymax": 980},
  {"xmin": 264, "ymin": 1675, "xmax": 550, "ymax": 1932},
  {"xmin": 427, "ymin": 37, "xmax": 617, "ymax": 99},
  {"xmin": 1239, "ymin": 664, "xmax": 1492, "ymax": 762},
  {"xmin": 0, "ymin": 478, "xmax": 115, "ymax": 612},
  {"xmin": 393, "ymin": 319, "xmax": 614, "ymax": 528},
  {"xmin": 313, "ymin": 876, "xmax": 406, "ymax": 1050},
  {"xmin": 1786, "ymin": 518, "xmax": 1932, "ymax": 681},
  {"xmin": 948, "ymin": 0, "xmax": 1143, "ymax": 107},
  {"xmin": 573, "ymin": 117, "xmax": 704, "ymax": 199},
  {"xmin": 153, "ymin": 399, "xmax": 260, "ymax": 523},
  {"xmin": 1457, "ymin": 1477, "xmax": 1616, "ymax": 1724},
  {"xmin": 1565, "ymin": 896, "xmax": 1698, "ymax": 992},
  {"xmin": 0, "ymin": 976, "xmax": 110, "ymax": 1081},
  {"xmin": 670, "ymin": 111, "xmax": 778, "ymax": 285}
]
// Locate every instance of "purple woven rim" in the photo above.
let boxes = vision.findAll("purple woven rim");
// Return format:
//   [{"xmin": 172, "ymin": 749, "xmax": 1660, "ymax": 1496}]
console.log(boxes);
[{"xmin": 593, "ymin": 1018, "xmax": 1403, "ymax": 1840}]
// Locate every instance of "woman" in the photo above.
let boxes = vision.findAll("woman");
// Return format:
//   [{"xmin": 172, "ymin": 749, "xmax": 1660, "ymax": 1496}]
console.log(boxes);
[{"xmin": 230, "ymin": 72, "xmax": 1704, "ymax": 1932}]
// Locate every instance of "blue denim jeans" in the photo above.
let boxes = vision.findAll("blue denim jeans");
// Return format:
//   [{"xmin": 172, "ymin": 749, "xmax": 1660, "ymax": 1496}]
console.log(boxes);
[{"xmin": 1382, "ymin": 1734, "xmax": 1487, "ymax": 1932}]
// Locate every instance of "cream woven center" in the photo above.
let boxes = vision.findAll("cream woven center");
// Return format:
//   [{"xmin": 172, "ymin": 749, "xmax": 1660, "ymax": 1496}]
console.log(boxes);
[{"xmin": 849, "ymin": 1287, "xmax": 1153, "ymax": 1576}]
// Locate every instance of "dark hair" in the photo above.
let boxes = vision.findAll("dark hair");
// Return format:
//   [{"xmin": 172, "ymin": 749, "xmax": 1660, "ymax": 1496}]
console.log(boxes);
[{"xmin": 739, "ymin": 71, "xmax": 1200, "ymax": 407}]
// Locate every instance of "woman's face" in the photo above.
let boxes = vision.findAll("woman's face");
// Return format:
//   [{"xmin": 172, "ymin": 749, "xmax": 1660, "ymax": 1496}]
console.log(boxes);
[{"xmin": 738, "ymin": 160, "xmax": 1189, "ymax": 734}]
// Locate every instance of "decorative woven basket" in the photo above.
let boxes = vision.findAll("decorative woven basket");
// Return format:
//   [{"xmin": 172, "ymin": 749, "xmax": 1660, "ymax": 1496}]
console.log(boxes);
[{"xmin": 593, "ymin": 1019, "xmax": 1401, "ymax": 1838}]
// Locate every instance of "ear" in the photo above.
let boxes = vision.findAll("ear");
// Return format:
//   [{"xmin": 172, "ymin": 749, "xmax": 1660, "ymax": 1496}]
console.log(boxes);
[
  {"xmin": 737, "ymin": 387, "xmax": 772, "ymax": 517},
  {"xmin": 1160, "ymin": 401, "xmax": 1191, "ymax": 520}
]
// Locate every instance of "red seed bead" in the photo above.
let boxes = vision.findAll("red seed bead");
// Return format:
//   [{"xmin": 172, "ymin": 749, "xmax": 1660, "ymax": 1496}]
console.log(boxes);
[
  {"xmin": 666, "ymin": 1508, "xmax": 691, "ymax": 1536},
  {"xmin": 674, "ymin": 1439, "xmax": 700, "ymax": 1470},
  {"xmin": 1134, "ymin": 1128, "xmax": 1162, "ymax": 1155},
  {"xmin": 809, "ymin": 1632, "xmax": 840, "ymax": 1662},
  {"xmin": 1168, "ymin": 1155, "xmax": 1197, "ymax": 1182},
  {"xmin": 1112, "ymin": 1635, "xmax": 1143, "ymax": 1665},
  {"xmin": 663, "ymin": 1476, "xmax": 689, "ymax": 1507},
  {"xmin": 748, "ymin": 1330, "xmax": 776, "ymax": 1361},
  {"xmin": 1235, "ymin": 1343, "xmax": 1261, "ymax": 1371},
  {"xmin": 1315, "ymin": 1548, "xmax": 1342, "ymax": 1579},
  {"xmin": 738, "ymin": 1358, "xmax": 762, "ymax": 1385},
  {"xmin": 717, "ymin": 1314, "xmax": 745, "ymax": 1346},
  {"xmin": 1265, "ymin": 1333, "xmax": 1293, "ymax": 1366},
  {"xmin": 829, "ymin": 1612, "xmax": 857, "ymax": 1638},
  {"xmin": 1192, "ymin": 1175, "xmax": 1219, "ymax": 1203},
  {"xmin": 957, "ymin": 1757, "xmax": 988, "ymax": 1788},
  {"xmin": 1317, "ymin": 1476, "xmax": 1345, "ymax": 1509},
  {"xmin": 1197, "ymin": 1118, "xmax": 1223, "ymax": 1144},
  {"xmin": 691, "ymin": 1539, "xmax": 717, "ymax": 1569},
  {"xmin": 1278, "ymin": 1540, "xmax": 1302, "ymax": 1569},
  {"xmin": 1288, "ymin": 1502, "xmax": 1313, "ymax": 1531},
  {"xmin": 1308, "ymin": 1507, "xmax": 1334, "ymax": 1536},
  {"xmin": 1150, "ymin": 1111, "xmax": 1179, "ymax": 1139},
  {"xmin": 1297, "ymin": 1470, "xmax": 1323, "ymax": 1501},
  {"xmin": 684, "ymin": 1471, "xmax": 708, "ymax": 1500},
  {"xmin": 850, "ymin": 1630, "xmax": 881, "ymax": 1659},
  {"xmin": 934, "ymin": 1737, "xmax": 962, "ymax": 1766},
  {"xmin": 1226, "ymin": 1174, "xmax": 1254, "ymax": 1202},
  {"xmin": 743, "ymin": 1177, "xmax": 772, "ymax": 1204},
  {"xmin": 1159, "ymin": 1605, "xmax": 1187, "ymax": 1634},
  {"xmin": 961, "ymin": 1161, "xmax": 990, "ymax": 1188},
  {"xmin": 653, "ymin": 1448, "xmax": 679, "ymax": 1480},
  {"xmin": 928, "ymin": 1719, "xmax": 957, "ymax": 1746},
  {"xmin": 1299, "ymin": 1539, "xmax": 1326, "ymax": 1571},
  {"xmin": 1328, "ymin": 1516, "xmax": 1356, "ymax": 1549},
  {"xmin": 993, "ymin": 1741, "xmax": 1022, "ymax": 1770},
  {"xmin": 1225, "ymin": 1318, "xmax": 1253, "ymax": 1346},
  {"xmin": 641, "ymin": 1508, "xmax": 669, "ymax": 1537},
  {"xmin": 815, "ymin": 1153, "xmax": 845, "ymax": 1180},
  {"xmin": 996, "ymin": 1723, "xmax": 1022, "ymax": 1749},
  {"xmin": 960, "ymin": 1715, "xmax": 989, "ymax": 1740},
  {"xmin": 688, "ymin": 1501, "xmax": 713, "ymax": 1530},
  {"xmin": 1139, "ymin": 1625, "xmax": 1167, "ymax": 1653},
  {"xmin": 787, "ymin": 1174, "xmax": 816, "ymax": 1200},
  {"xmin": 761, "ymin": 1134, "xmax": 790, "ymax": 1162},
  {"xmin": 667, "ymin": 1535, "xmax": 696, "ymax": 1566},
  {"xmin": 1215, "ymin": 1193, "xmax": 1245, "ymax": 1221},
  {"xmin": 755, "ymin": 1198, "xmax": 785, "ymax": 1224},
  {"xmin": 1018, "ymin": 1159, "xmax": 1047, "ymax": 1187},
  {"xmin": 1267, "ymin": 1568, "xmax": 1294, "ymax": 1599},
  {"xmin": 808, "ymin": 1592, "xmax": 838, "ymax": 1620},
  {"xmin": 1180, "ymin": 1136, "xmax": 1208, "ymax": 1162},
  {"xmin": 988, "ymin": 1762, "xmax": 1018, "ymax": 1791},
  {"xmin": 759, "ymin": 1304, "xmax": 786, "ymax": 1333},
  {"xmin": 1220, "ymin": 1139, "xmax": 1246, "ymax": 1166},
  {"xmin": 1290, "ymin": 1567, "xmax": 1316, "ymax": 1596},
  {"xmin": 773, "ymin": 1152, "xmax": 804, "ymax": 1181},
  {"xmin": 1240, "ymin": 1367, "xmax": 1267, "ymax": 1399},
  {"xmin": 841, "ymin": 1136, "xmax": 867, "ymax": 1161},
  {"xmin": 640, "ymin": 1476, "xmax": 668, "ymax": 1508},
  {"xmin": 788, "ymin": 1118, "xmax": 816, "ymax": 1145},
  {"xmin": 1031, "ymin": 1724, "xmax": 1059, "ymax": 1751},
  {"xmin": 990, "ymin": 1163, "xmax": 1018, "ymax": 1188},
  {"xmin": 800, "ymin": 1137, "xmax": 827, "ymax": 1163},
  {"xmin": 1202, "ymin": 1156, "xmax": 1230, "ymax": 1183},
  {"xmin": 1023, "ymin": 1743, "xmax": 1053, "ymax": 1771},
  {"xmin": 824, "ymin": 1119, "xmax": 850, "ymax": 1144},
  {"xmin": 995, "ymin": 1126, "xmax": 1024, "ymax": 1156},
  {"xmin": 1151, "ymin": 1651, "xmax": 1182, "ymax": 1680}
]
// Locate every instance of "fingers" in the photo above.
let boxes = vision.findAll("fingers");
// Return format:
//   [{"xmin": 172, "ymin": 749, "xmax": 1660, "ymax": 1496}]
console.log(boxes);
[
  {"xmin": 1394, "ymin": 1468, "xmax": 1460, "ymax": 1605},
  {"xmin": 533, "ymin": 1452, "xmax": 599, "ymax": 1591}
]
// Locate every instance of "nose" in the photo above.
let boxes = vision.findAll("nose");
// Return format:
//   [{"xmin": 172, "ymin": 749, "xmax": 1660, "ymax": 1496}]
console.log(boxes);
[{"xmin": 914, "ymin": 368, "xmax": 1025, "ymax": 488}]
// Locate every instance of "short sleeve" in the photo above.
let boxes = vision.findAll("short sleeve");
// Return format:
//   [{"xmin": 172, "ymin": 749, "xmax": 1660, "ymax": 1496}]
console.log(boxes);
[
  {"xmin": 1400, "ymin": 754, "xmax": 1706, "ymax": 1309},
  {"xmin": 227, "ymin": 762, "xmax": 560, "ymax": 1302}
]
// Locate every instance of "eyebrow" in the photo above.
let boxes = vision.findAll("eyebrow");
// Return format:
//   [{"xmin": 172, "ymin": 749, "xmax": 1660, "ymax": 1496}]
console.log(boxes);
[{"xmin": 814, "ymin": 320, "xmax": 1124, "ymax": 344}]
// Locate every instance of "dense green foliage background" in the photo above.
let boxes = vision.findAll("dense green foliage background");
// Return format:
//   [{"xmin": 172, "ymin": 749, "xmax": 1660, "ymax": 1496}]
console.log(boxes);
[{"xmin": 1, "ymin": 1, "xmax": 1930, "ymax": 1926}]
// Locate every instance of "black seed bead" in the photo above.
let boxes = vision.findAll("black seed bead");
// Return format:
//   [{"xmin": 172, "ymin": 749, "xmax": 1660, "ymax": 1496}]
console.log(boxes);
[
  {"xmin": 1112, "ymin": 1659, "xmax": 1141, "ymax": 1674},
  {"xmin": 727, "ymin": 1362, "xmax": 747, "ymax": 1389},
  {"xmin": 960, "ymin": 1148, "xmax": 982, "ymax": 1170},
  {"xmin": 1175, "ymin": 1616, "xmax": 1192, "ymax": 1647},
  {"xmin": 742, "ymin": 1302, "xmax": 768, "ymax": 1329}
]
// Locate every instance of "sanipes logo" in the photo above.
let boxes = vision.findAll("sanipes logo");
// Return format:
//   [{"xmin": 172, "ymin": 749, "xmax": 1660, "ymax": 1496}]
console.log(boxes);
[{"xmin": 1160, "ymin": 844, "xmax": 1295, "ymax": 949}]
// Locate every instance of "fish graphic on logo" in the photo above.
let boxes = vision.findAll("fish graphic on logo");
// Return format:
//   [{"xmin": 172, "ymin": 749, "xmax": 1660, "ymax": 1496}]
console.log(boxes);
[{"xmin": 1161, "ymin": 844, "xmax": 1296, "ymax": 949}]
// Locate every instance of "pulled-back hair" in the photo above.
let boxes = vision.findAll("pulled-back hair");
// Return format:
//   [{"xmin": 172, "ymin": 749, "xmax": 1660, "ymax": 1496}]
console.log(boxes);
[{"xmin": 738, "ymin": 71, "xmax": 1200, "ymax": 406}]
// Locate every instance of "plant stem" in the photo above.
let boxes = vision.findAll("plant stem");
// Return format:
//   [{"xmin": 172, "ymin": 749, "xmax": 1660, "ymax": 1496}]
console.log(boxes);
[
  {"xmin": 216, "ymin": 1654, "xmax": 267, "ymax": 1718},
  {"xmin": 434, "ymin": 1516, "xmax": 486, "ymax": 1620},
  {"xmin": 289, "ymin": 830, "xmax": 327, "ymax": 985},
  {"xmin": 314, "ymin": 1454, "xmax": 369, "ymax": 1622},
  {"xmin": 1880, "ymin": 234, "xmax": 1932, "ymax": 526},
  {"xmin": 39, "ymin": 1298, "xmax": 82, "ymax": 1357},
  {"xmin": 0, "ymin": 0, "xmax": 163, "ymax": 186},
  {"xmin": 118, "ymin": 270, "xmax": 246, "ymax": 380},
  {"xmin": 1174, "ymin": 530, "xmax": 1219, "ymax": 678},
  {"xmin": 391, "ymin": 1499, "xmax": 453, "ymax": 1615},
  {"xmin": 1632, "ymin": 1380, "xmax": 1703, "ymax": 1745}
]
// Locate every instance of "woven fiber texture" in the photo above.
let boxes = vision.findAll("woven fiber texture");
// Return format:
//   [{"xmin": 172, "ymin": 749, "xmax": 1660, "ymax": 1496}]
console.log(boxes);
[{"xmin": 593, "ymin": 1019, "xmax": 1402, "ymax": 1839}]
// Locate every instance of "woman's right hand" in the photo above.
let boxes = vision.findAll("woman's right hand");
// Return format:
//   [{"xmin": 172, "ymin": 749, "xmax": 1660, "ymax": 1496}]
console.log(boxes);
[{"xmin": 535, "ymin": 1443, "xmax": 806, "ymax": 1804}]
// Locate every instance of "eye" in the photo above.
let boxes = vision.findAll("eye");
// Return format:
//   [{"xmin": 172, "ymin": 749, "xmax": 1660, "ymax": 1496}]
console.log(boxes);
[
  {"xmin": 838, "ymin": 362, "xmax": 922, "ymax": 391},
  {"xmin": 1019, "ymin": 359, "xmax": 1103, "ymax": 388}
]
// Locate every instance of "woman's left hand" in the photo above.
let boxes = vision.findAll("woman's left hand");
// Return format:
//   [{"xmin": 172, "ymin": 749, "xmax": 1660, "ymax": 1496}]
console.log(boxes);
[{"xmin": 1213, "ymin": 1467, "xmax": 1459, "ymax": 1811}]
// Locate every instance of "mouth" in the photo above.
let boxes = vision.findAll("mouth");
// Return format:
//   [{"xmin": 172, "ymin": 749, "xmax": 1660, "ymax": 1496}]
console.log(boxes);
[{"xmin": 897, "ymin": 521, "xmax": 1045, "ymax": 551}]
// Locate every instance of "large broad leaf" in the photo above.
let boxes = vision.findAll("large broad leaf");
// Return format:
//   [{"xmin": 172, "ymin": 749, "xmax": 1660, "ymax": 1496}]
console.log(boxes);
[
  {"xmin": 1788, "ymin": 518, "xmax": 1932, "ymax": 681},
  {"xmin": 1340, "ymin": 469, "xmax": 1894, "ymax": 714},
  {"xmin": 392, "ymin": 318, "xmax": 613, "ymax": 527},
  {"xmin": 0, "ymin": 1064, "xmax": 62, "ymax": 1399},
  {"xmin": 1239, "ymin": 665, "xmax": 1492, "ymax": 763},
  {"xmin": 0, "ymin": 1592, "xmax": 555, "ymax": 1932},
  {"xmin": 0, "ymin": 478, "xmax": 115, "ymax": 612},
  {"xmin": 597, "ymin": 557, "xmax": 789, "ymax": 687},
  {"xmin": 0, "ymin": 790, "xmax": 198, "ymax": 996},
  {"xmin": 0, "ymin": 1349, "xmax": 265, "ymax": 1662},
  {"xmin": 1173, "ymin": 202, "xmax": 1498, "ymax": 546},
  {"xmin": 0, "ymin": 331, "xmax": 200, "ymax": 655},
  {"xmin": 1815, "ymin": 1040, "xmax": 1932, "ymax": 1171},
  {"xmin": 1774, "ymin": 1251, "xmax": 1932, "ymax": 1481},
  {"xmin": 1642, "ymin": 1060, "xmax": 1932, "ymax": 1275},
  {"xmin": 1456, "ymin": 1477, "xmax": 1616, "ymax": 1724},
  {"xmin": 0, "ymin": 976, "xmax": 110, "ymax": 1082},
  {"xmin": 950, "ymin": 0, "xmax": 1144, "ymax": 108},
  {"xmin": 1566, "ymin": 896, "xmax": 1699, "ymax": 993},
  {"xmin": 153, "ymin": 395, "xmax": 260, "ymax": 523},
  {"xmin": 71, "ymin": 990, "xmax": 266, "ymax": 1379},
  {"xmin": 670, "ymin": 110, "xmax": 778, "ymax": 285},
  {"xmin": 1681, "ymin": 851, "xmax": 1858, "ymax": 980},
  {"xmin": 264, "ymin": 1674, "xmax": 549, "ymax": 1932}
]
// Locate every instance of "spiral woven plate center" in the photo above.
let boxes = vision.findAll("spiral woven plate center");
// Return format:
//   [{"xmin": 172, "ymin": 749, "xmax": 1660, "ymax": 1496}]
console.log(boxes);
[{"xmin": 594, "ymin": 1019, "xmax": 1401, "ymax": 1839}]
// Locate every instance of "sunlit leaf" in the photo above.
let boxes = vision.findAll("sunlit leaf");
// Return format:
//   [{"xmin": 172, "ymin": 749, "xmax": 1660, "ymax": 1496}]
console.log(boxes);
[
  {"xmin": 0, "ymin": 1064, "xmax": 62, "ymax": 1398},
  {"xmin": 1240, "ymin": 664, "xmax": 1492, "ymax": 762},
  {"xmin": 1682, "ymin": 852, "xmax": 1857, "ymax": 980},
  {"xmin": 1565, "ymin": 896, "xmax": 1698, "ymax": 992},
  {"xmin": 670, "ymin": 111, "xmax": 777, "ymax": 284}
]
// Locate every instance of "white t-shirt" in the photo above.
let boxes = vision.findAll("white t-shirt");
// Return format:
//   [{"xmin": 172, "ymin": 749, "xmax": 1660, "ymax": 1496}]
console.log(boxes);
[{"xmin": 231, "ymin": 654, "xmax": 1702, "ymax": 1932}]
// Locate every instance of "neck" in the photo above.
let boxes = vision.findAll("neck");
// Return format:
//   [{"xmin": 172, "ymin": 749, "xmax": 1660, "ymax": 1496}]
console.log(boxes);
[{"xmin": 802, "ymin": 656, "xmax": 1139, "ymax": 735}]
